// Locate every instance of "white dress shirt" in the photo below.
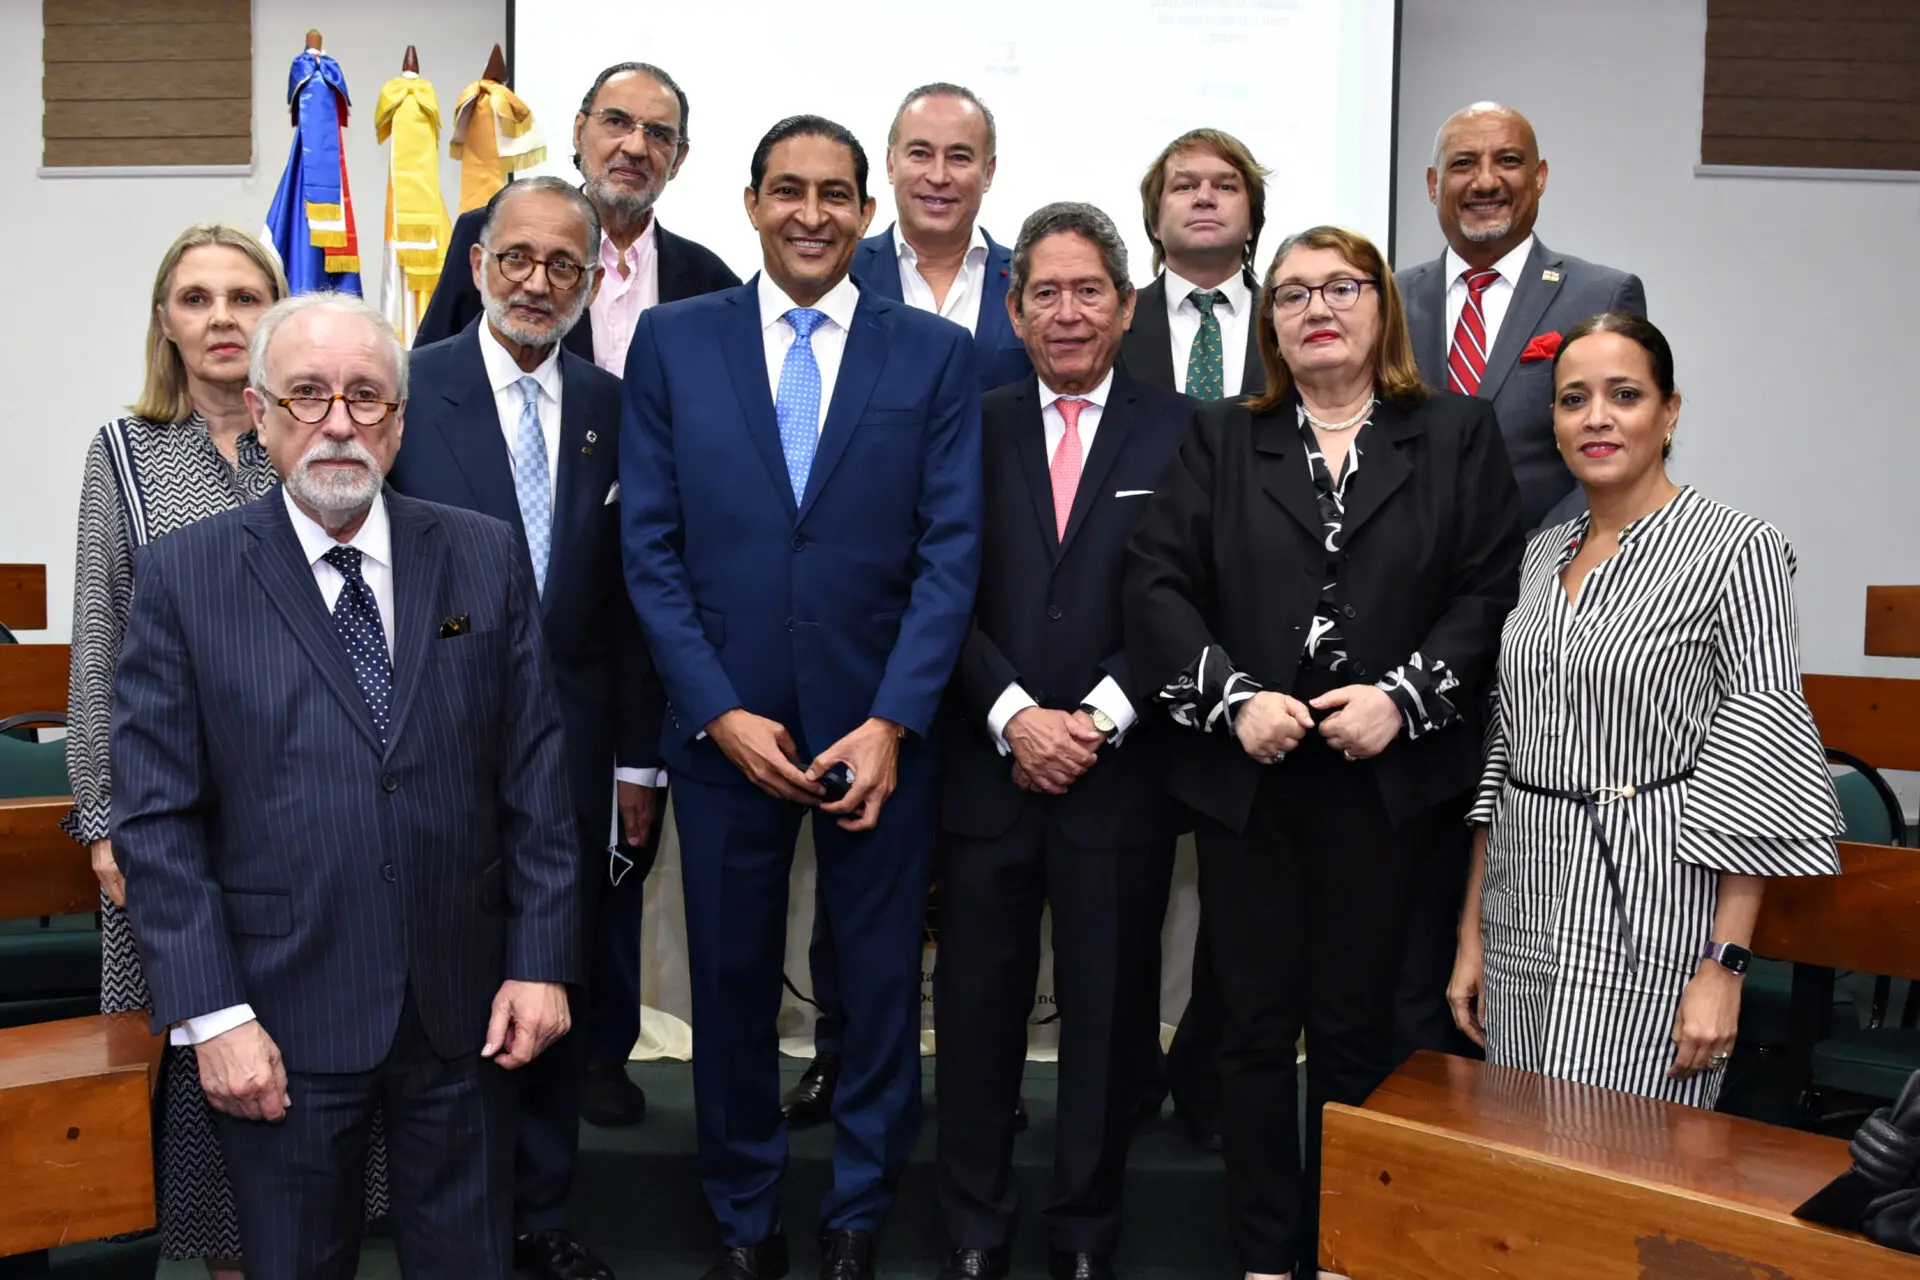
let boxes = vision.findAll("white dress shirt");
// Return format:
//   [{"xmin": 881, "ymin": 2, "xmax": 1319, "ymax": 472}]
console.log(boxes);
[
  {"xmin": 589, "ymin": 218, "xmax": 660, "ymax": 376},
  {"xmin": 478, "ymin": 321, "xmax": 562, "ymax": 502},
  {"xmin": 1165, "ymin": 266, "xmax": 1253, "ymax": 398},
  {"xmin": 982, "ymin": 368, "xmax": 1137, "ymax": 755},
  {"xmin": 173, "ymin": 489, "xmax": 398, "ymax": 1045},
  {"xmin": 758, "ymin": 271, "xmax": 860, "ymax": 418},
  {"xmin": 894, "ymin": 222, "xmax": 989, "ymax": 336},
  {"xmin": 1442, "ymin": 233, "xmax": 1537, "ymax": 359}
]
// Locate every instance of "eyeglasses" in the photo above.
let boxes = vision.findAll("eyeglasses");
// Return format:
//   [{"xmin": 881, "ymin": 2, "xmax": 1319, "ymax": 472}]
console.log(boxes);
[
  {"xmin": 488, "ymin": 249, "xmax": 592, "ymax": 291},
  {"xmin": 269, "ymin": 390, "xmax": 401, "ymax": 427},
  {"xmin": 585, "ymin": 110, "xmax": 683, "ymax": 151},
  {"xmin": 1269, "ymin": 277, "xmax": 1378, "ymax": 315}
]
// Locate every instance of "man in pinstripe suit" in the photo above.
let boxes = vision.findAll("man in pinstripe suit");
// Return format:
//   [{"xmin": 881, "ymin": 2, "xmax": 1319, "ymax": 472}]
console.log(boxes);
[{"xmin": 113, "ymin": 292, "xmax": 583, "ymax": 1279}]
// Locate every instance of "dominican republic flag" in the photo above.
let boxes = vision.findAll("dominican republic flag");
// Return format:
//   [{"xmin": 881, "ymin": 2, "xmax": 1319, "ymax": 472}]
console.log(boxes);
[{"xmin": 264, "ymin": 45, "xmax": 362, "ymax": 296}]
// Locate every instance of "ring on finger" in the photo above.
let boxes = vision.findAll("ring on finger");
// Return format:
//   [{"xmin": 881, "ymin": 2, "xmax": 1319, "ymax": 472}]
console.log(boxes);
[
  {"xmin": 1270, "ymin": 750, "xmax": 1286, "ymax": 764},
  {"xmin": 1342, "ymin": 749, "xmax": 1358, "ymax": 762},
  {"xmin": 1709, "ymin": 1053, "xmax": 1731, "ymax": 1068}
]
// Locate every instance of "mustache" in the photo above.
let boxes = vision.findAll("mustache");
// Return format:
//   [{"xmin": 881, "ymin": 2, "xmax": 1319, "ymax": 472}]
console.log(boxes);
[{"xmin": 299, "ymin": 437, "xmax": 378, "ymax": 469}]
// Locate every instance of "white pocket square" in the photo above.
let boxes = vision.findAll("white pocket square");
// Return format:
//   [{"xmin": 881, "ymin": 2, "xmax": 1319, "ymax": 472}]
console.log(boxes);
[
  {"xmin": 604, "ymin": 482, "xmax": 620, "ymax": 505},
  {"xmin": 1114, "ymin": 489, "xmax": 1153, "ymax": 498}
]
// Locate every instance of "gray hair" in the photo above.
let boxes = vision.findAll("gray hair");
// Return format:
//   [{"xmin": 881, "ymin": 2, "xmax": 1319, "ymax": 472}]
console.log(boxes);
[
  {"xmin": 478, "ymin": 175, "xmax": 604, "ymax": 264},
  {"xmin": 1008, "ymin": 202, "xmax": 1132, "ymax": 303},
  {"xmin": 887, "ymin": 82, "xmax": 997, "ymax": 158},
  {"xmin": 248, "ymin": 292, "xmax": 408, "ymax": 402}
]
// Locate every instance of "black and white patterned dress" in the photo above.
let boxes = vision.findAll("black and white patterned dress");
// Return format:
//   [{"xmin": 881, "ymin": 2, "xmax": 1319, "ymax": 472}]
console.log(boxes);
[
  {"xmin": 65, "ymin": 414, "xmax": 389, "ymax": 1259},
  {"xmin": 1468, "ymin": 487, "xmax": 1841, "ymax": 1107}
]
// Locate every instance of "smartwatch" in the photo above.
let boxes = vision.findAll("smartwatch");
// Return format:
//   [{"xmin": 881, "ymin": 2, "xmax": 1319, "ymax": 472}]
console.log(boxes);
[
  {"xmin": 1702, "ymin": 941, "xmax": 1753, "ymax": 976},
  {"xmin": 1079, "ymin": 704, "xmax": 1117, "ymax": 736}
]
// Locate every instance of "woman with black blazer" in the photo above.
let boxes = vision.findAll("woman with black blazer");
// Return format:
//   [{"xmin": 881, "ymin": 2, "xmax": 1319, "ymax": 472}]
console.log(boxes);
[{"xmin": 1124, "ymin": 225, "xmax": 1525, "ymax": 1280}]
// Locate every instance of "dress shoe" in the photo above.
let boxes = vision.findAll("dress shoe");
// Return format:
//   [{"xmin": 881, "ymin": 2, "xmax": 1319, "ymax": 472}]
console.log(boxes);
[
  {"xmin": 818, "ymin": 1228, "xmax": 875, "ymax": 1280},
  {"xmin": 1013, "ymin": 1095, "xmax": 1029, "ymax": 1132},
  {"xmin": 1047, "ymin": 1251, "xmax": 1115, "ymax": 1280},
  {"xmin": 581, "ymin": 1061, "xmax": 648, "ymax": 1127},
  {"xmin": 781, "ymin": 1053, "xmax": 840, "ymax": 1130},
  {"xmin": 514, "ymin": 1228, "xmax": 616, "ymax": 1280},
  {"xmin": 700, "ymin": 1231, "xmax": 790, "ymax": 1280},
  {"xmin": 937, "ymin": 1247, "xmax": 1010, "ymax": 1280},
  {"xmin": 1176, "ymin": 1105, "xmax": 1223, "ymax": 1153}
]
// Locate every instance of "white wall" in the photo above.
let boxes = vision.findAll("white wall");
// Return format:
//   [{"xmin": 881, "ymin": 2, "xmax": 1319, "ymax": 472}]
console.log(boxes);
[{"xmin": 1, "ymin": 0, "xmax": 503, "ymax": 640}]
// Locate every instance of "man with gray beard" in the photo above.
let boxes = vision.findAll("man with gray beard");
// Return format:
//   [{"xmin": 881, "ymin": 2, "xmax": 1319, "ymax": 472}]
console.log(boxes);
[
  {"xmin": 416, "ymin": 60, "xmax": 740, "ymax": 377},
  {"xmin": 392, "ymin": 176, "xmax": 651, "ymax": 1280},
  {"xmin": 113, "ymin": 291, "xmax": 581, "ymax": 1277}
]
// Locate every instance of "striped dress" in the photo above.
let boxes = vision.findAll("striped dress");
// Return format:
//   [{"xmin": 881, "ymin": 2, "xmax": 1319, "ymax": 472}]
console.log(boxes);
[{"xmin": 1468, "ymin": 486, "xmax": 1841, "ymax": 1107}]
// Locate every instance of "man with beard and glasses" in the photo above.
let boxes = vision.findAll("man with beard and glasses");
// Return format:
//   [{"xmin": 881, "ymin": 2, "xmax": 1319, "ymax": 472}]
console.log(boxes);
[
  {"xmin": 417, "ymin": 60, "xmax": 740, "ymax": 377},
  {"xmin": 113, "ymin": 291, "xmax": 581, "ymax": 1278},
  {"xmin": 393, "ymin": 176, "xmax": 649, "ymax": 1280},
  {"xmin": 1391, "ymin": 101, "xmax": 1646, "ymax": 1081}
]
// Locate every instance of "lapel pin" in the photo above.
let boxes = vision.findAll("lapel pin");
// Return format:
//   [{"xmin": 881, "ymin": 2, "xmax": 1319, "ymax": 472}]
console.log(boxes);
[
  {"xmin": 1000, "ymin": 268, "xmax": 1009, "ymax": 277},
  {"xmin": 582, "ymin": 429, "xmax": 597, "ymax": 456},
  {"xmin": 1541, "ymin": 269, "xmax": 1562, "ymax": 282}
]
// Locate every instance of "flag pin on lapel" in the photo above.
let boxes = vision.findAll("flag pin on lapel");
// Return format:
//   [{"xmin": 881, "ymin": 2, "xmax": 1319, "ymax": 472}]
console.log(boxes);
[
  {"xmin": 583, "ymin": 429, "xmax": 597, "ymax": 456},
  {"xmin": 1542, "ymin": 269, "xmax": 1562, "ymax": 282}
]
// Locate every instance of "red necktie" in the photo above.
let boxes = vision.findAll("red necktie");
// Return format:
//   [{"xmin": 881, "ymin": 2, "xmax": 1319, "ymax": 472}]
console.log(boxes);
[
  {"xmin": 1447, "ymin": 268, "xmax": 1501, "ymax": 395},
  {"xmin": 1050, "ymin": 398, "xmax": 1089, "ymax": 541}
]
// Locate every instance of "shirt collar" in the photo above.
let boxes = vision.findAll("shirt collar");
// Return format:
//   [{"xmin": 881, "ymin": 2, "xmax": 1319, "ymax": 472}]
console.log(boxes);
[
  {"xmin": 477, "ymin": 320, "xmax": 563, "ymax": 402},
  {"xmin": 282, "ymin": 485, "xmax": 393, "ymax": 572},
  {"xmin": 599, "ymin": 217, "xmax": 659, "ymax": 271},
  {"xmin": 893, "ymin": 220, "xmax": 989, "ymax": 267},
  {"xmin": 1038, "ymin": 367, "xmax": 1115, "ymax": 412},
  {"xmin": 1165, "ymin": 265, "xmax": 1252, "ymax": 316},
  {"xmin": 1445, "ymin": 233, "xmax": 1536, "ymax": 290},
  {"xmin": 758, "ymin": 271, "xmax": 861, "ymax": 335}
]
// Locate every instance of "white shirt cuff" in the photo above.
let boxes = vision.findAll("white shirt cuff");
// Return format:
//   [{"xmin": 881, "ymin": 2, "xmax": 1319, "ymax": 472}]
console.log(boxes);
[
  {"xmin": 985, "ymin": 683, "xmax": 1038, "ymax": 756},
  {"xmin": 1081, "ymin": 676, "xmax": 1138, "ymax": 745},
  {"xmin": 171, "ymin": 1003, "xmax": 257, "ymax": 1046},
  {"xmin": 615, "ymin": 767, "xmax": 667, "ymax": 788}
]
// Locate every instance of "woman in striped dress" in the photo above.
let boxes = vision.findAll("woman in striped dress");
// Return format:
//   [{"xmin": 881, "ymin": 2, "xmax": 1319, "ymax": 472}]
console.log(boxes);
[
  {"xmin": 1447, "ymin": 312, "xmax": 1842, "ymax": 1107},
  {"xmin": 66, "ymin": 224, "xmax": 387, "ymax": 1271}
]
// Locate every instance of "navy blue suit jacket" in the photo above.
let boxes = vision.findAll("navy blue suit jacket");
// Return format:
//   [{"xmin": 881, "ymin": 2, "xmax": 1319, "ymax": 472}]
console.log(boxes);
[
  {"xmin": 112, "ymin": 491, "xmax": 583, "ymax": 1073},
  {"xmin": 851, "ymin": 224, "xmax": 1031, "ymax": 393},
  {"xmin": 414, "ymin": 206, "xmax": 742, "ymax": 357},
  {"xmin": 389, "ymin": 322, "xmax": 664, "ymax": 843},
  {"xmin": 620, "ymin": 278, "xmax": 982, "ymax": 781}
]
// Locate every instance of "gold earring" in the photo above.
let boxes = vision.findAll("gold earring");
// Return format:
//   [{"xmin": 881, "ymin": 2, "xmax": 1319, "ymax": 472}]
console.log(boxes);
[{"xmin": 1664, "ymin": 433, "xmax": 1673, "ymax": 448}]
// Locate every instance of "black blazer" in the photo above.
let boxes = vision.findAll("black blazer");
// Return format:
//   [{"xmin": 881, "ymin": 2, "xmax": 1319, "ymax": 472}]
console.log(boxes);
[
  {"xmin": 413, "ymin": 203, "xmax": 742, "ymax": 357},
  {"xmin": 942, "ymin": 371, "xmax": 1192, "ymax": 845},
  {"xmin": 390, "ymin": 322, "xmax": 663, "ymax": 843},
  {"xmin": 1119, "ymin": 271, "xmax": 1266, "ymax": 398},
  {"xmin": 1124, "ymin": 390, "xmax": 1524, "ymax": 833}
]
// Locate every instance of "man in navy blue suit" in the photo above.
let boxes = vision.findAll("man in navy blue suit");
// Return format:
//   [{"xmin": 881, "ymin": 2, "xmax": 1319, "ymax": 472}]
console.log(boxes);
[
  {"xmin": 786, "ymin": 80, "xmax": 1026, "ymax": 1133},
  {"xmin": 622, "ymin": 115, "xmax": 981, "ymax": 1280},
  {"xmin": 113, "ymin": 292, "xmax": 581, "ymax": 1279},
  {"xmin": 390, "ymin": 176, "xmax": 649, "ymax": 1280}
]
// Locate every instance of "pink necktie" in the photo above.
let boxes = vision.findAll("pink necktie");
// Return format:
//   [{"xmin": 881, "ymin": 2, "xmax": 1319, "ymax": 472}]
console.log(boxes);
[{"xmin": 1050, "ymin": 397, "xmax": 1089, "ymax": 541}]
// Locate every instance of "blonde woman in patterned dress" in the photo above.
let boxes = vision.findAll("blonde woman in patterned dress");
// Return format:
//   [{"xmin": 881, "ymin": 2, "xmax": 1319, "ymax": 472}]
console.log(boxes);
[
  {"xmin": 1448, "ymin": 312, "xmax": 1842, "ymax": 1107},
  {"xmin": 65, "ymin": 225, "xmax": 387, "ymax": 1272}
]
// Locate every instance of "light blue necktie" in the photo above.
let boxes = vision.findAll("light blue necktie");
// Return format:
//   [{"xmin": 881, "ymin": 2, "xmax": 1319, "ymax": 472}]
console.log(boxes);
[
  {"xmin": 775, "ymin": 308, "xmax": 826, "ymax": 505},
  {"xmin": 512, "ymin": 375, "xmax": 552, "ymax": 594}
]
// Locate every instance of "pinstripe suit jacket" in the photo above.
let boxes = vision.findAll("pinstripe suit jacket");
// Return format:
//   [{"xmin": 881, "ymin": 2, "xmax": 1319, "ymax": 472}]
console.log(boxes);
[{"xmin": 111, "ymin": 488, "xmax": 584, "ymax": 1073}]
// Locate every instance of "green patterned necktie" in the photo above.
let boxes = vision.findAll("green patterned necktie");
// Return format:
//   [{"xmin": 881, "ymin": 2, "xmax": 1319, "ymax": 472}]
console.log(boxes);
[{"xmin": 1185, "ymin": 288, "xmax": 1227, "ymax": 400}]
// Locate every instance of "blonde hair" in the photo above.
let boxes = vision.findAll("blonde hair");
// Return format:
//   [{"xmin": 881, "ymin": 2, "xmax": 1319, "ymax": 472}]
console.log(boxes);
[
  {"xmin": 1138, "ymin": 128, "xmax": 1270, "ymax": 275},
  {"xmin": 1247, "ymin": 225, "xmax": 1429, "ymax": 414},
  {"xmin": 132, "ymin": 224, "xmax": 288, "ymax": 423}
]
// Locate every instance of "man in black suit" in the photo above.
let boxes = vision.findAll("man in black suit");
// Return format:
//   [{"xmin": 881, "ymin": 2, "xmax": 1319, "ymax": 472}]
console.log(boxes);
[
  {"xmin": 114, "ymin": 292, "xmax": 580, "ymax": 1278},
  {"xmin": 390, "ymin": 177, "xmax": 650, "ymax": 1280},
  {"xmin": 1114, "ymin": 127, "xmax": 1274, "ymax": 1154},
  {"xmin": 933, "ymin": 202, "xmax": 1188, "ymax": 1280}
]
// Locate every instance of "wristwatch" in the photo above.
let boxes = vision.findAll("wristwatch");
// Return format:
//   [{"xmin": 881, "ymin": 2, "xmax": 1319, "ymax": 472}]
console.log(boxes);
[
  {"xmin": 1702, "ymin": 941, "xmax": 1753, "ymax": 976},
  {"xmin": 1079, "ymin": 704, "xmax": 1117, "ymax": 736}
]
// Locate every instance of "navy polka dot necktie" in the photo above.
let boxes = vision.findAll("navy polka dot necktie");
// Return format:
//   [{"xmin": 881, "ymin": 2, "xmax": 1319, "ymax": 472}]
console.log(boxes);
[{"xmin": 322, "ymin": 545, "xmax": 392, "ymax": 745}]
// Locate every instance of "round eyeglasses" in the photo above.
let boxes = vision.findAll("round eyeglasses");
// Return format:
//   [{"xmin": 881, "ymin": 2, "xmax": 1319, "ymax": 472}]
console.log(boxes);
[
  {"xmin": 269, "ymin": 391, "xmax": 401, "ymax": 427},
  {"xmin": 488, "ymin": 249, "xmax": 591, "ymax": 291},
  {"xmin": 1269, "ymin": 277, "xmax": 1378, "ymax": 315}
]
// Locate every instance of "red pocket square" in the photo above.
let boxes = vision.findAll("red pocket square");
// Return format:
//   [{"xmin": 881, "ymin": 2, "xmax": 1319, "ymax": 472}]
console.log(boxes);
[{"xmin": 1520, "ymin": 331, "xmax": 1563, "ymax": 362}]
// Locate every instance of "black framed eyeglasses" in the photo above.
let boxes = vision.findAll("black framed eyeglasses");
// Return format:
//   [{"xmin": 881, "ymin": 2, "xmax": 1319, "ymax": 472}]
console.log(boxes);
[
  {"xmin": 488, "ymin": 249, "xmax": 592, "ymax": 291},
  {"xmin": 585, "ymin": 109, "xmax": 683, "ymax": 151},
  {"xmin": 1269, "ymin": 277, "xmax": 1379, "ymax": 315},
  {"xmin": 269, "ymin": 391, "xmax": 401, "ymax": 427}
]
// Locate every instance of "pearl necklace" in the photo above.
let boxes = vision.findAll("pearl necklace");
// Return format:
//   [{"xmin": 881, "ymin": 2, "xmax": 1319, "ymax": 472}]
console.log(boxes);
[{"xmin": 1302, "ymin": 394, "xmax": 1376, "ymax": 433}]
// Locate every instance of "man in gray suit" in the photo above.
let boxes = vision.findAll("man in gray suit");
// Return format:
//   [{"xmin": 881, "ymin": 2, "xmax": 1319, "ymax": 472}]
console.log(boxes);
[{"xmin": 1396, "ymin": 101, "xmax": 1646, "ymax": 532}]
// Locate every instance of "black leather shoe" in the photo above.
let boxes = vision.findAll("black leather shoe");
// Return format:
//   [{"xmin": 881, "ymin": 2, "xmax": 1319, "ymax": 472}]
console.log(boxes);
[
  {"xmin": 1047, "ymin": 1251, "xmax": 1115, "ymax": 1280},
  {"xmin": 1013, "ymin": 1095, "xmax": 1029, "ymax": 1132},
  {"xmin": 581, "ymin": 1061, "xmax": 648, "ymax": 1127},
  {"xmin": 781, "ymin": 1053, "xmax": 840, "ymax": 1130},
  {"xmin": 819, "ymin": 1228, "xmax": 875, "ymax": 1280},
  {"xmin": 1176, "ymin": 1105, "xmax": 1223, "ymax": 1153},
  {"xmin": 514, "ymin": 1229, "xmax": 616, "ymax": 1280},
  {"xmin": 938, "ymin": 1247, "xmax": 1009, "ymax": 1280},
  {"xmin": 700, "ymin": 1231, "xmax": 790, "ymax": 1280}
]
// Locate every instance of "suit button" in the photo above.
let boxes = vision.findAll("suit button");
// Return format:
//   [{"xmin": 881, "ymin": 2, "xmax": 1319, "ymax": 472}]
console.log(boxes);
[
  {"xmin": 381, "ymin": 864, "xmax": 396, "ymax": 883},
  {"xmin": 791, "ymin": 536, "xmax": 806, "ymax": 552},
  {"xmin": 1047, "ymin": 604, "xmax": 1064, "ymax": 621},
  {"xmin": 1352, "ymin": 662, "xmax": 1369, "ymax": 678},
  {"xmin": 381, "ymin": 774, "xmax": 398, "ymax": 793},
  {"xmin": 1343, "ymin": 604, "xmax": 1358, "ymax": 619}
]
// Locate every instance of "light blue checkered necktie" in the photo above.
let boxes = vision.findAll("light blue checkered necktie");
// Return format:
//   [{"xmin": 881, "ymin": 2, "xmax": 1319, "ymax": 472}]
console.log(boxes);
[
  {"xmin": 512, "ymin": 375, "xmax": 552, "ymax": 593},
  {"xmin": 775, "ymin": 308, "xmax": 827, "ymax": 504}
]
